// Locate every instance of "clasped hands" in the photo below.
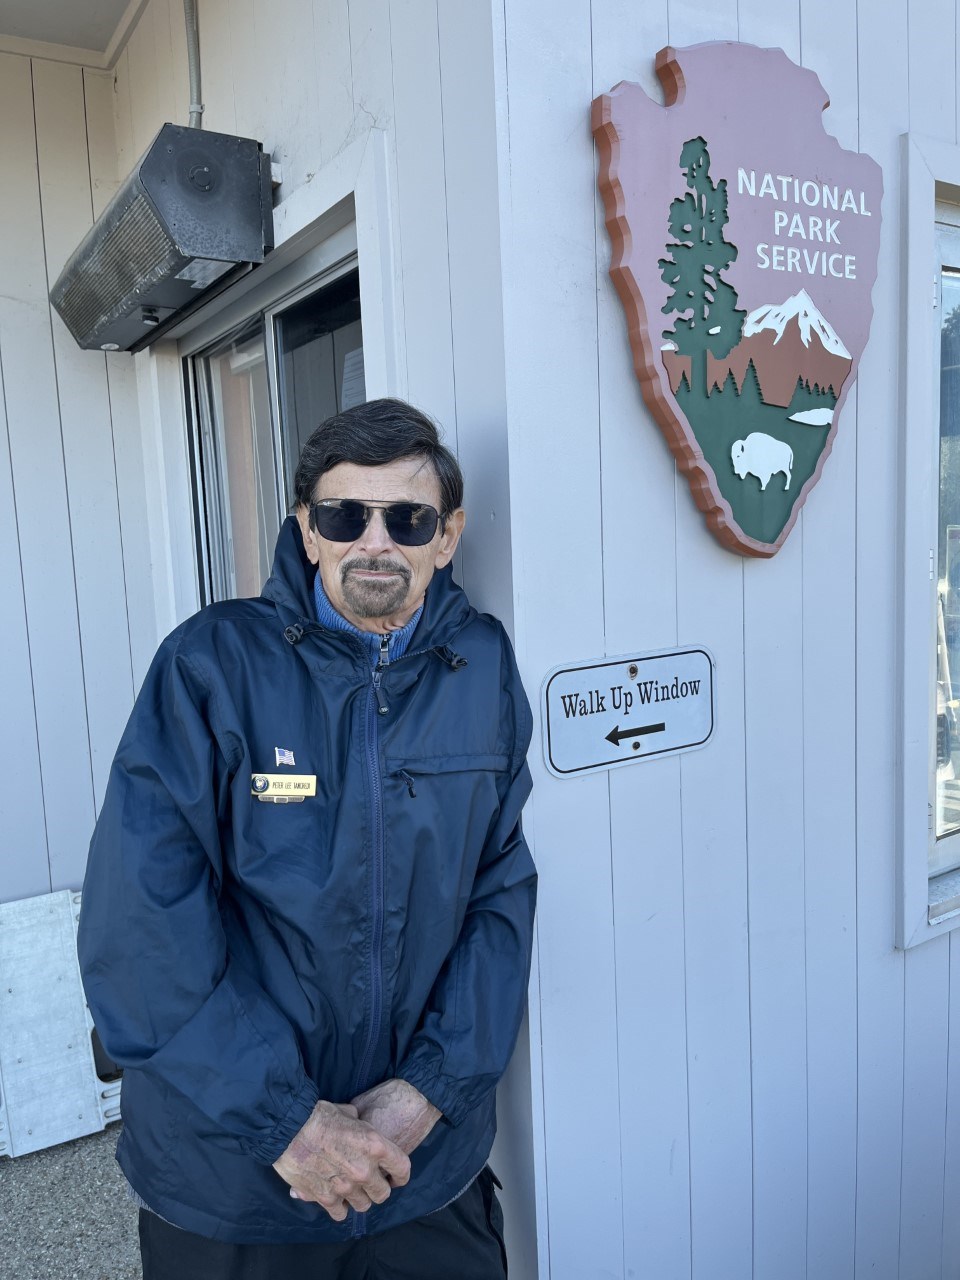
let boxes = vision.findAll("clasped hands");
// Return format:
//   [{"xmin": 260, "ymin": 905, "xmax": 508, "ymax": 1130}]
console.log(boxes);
[{"xmin": 272, "ymin": 1078, "xmax": 441, "ymax": 1222}]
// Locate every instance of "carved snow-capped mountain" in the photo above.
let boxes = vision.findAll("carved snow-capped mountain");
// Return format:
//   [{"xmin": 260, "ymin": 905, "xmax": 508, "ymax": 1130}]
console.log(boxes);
[
  {"xmin": 743, "ymin": 289, "xmax": 851, "ymax": 360},
  {"xmin": 662, "ymin": 288, "xmax": 854, "ymax": 407}
]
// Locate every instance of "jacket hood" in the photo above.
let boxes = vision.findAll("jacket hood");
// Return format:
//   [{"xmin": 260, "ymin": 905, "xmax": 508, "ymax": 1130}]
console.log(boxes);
[{"xmin": 261, "ymin": 516, "xmax": 475, "ymax": 651}]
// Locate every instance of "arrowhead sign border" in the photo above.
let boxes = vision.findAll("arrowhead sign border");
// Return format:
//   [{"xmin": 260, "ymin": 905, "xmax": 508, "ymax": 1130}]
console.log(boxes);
[{"xmin": 592, "ymin": 43, "xmax": 884, "ymax": 557}]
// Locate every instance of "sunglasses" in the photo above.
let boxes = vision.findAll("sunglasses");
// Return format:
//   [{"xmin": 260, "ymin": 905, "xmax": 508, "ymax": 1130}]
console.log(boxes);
[{"xmin": 309, "ymin": 498, "xmax": 444, "ymax": 547}]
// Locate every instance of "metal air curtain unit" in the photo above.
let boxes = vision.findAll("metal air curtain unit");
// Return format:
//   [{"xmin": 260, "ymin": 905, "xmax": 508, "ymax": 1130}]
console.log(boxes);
[{"xmin": 50, "ymin": 123, "xmax": 273, "ymax": 353}]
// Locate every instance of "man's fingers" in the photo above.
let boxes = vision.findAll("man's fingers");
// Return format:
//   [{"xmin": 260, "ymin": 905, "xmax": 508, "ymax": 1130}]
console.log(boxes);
[
  {"xmin": 350, "ymin": 1123, "xmax": 410, "ymax": 1186},
  {"xmin": 316, "ymin": 1192, "xmax": 349, "ymax": 1222},
  {"xmin": 345, "ymin": 1190, "xmax": 373, "ymax": 1213},
  {"xmin": 288, "ymin": 1186, "xmax": 350, "ymax": 1220},
  {"xmin": 272, "ymin": 1101, "xmax": 409, "ymax": 1217},
  {"xmin": 378, "ymin": 1144, "xmax": 411, "ymax": 1187},
  {"xmin": 362, "ymin": 1169, "xmax": 393, "ymax": 1206}
]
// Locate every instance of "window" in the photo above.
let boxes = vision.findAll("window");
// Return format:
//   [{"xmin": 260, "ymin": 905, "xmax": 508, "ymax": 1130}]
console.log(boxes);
[
  {"xmin": 193, "ymin": 316, "xmax": 275, "ymax": 599},
  {"xmin": 898, "ymin": 134, "xmax": 960, "ymax": 946},
  {"xmin": 934, "ymin": 225, "xmax": 960, "ymax": 880},
  {"xmin": 140, "ymin": 132, "xmax": 401, "ymax": 641},
  {"xmin": 187, "ymin": 258, "xmax": 363, "ymax": 602},
  {"xmin": 275, "ymin": 268, "xmax": 364, "ymax": 505}
]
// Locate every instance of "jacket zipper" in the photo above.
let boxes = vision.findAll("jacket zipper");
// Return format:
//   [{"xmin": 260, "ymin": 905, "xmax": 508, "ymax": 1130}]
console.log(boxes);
[
  {"xmin": 284, "ymin": 622, "xmax": 466, "ymax": 1237},
  {"xmin": 350, "ymin": 634, "xmax": 390, "ymax": 1239}
]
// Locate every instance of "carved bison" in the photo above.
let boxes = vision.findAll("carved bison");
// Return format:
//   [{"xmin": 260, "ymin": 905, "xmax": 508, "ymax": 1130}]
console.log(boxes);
[{"xmin": 730, "ymin": 433, "xmax": 793, "ymax": 491}]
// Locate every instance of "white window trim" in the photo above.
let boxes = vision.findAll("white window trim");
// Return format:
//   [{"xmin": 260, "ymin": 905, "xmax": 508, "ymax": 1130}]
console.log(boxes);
[
  {"xmin": 897, "ymin": 131, "xmax": 960, "ymax": 947},
  {"xmin": 172, "ymin": 127, "xmax": 406, "ymax": 397},
  {"xmin": 138, "ymin": 127, "xmax": 406, "ymax": 637}
]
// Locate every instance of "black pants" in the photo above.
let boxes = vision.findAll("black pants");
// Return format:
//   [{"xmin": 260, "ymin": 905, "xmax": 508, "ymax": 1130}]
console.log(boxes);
[{"xmin": 139, "ymin": 1168, "xmax": 508, "ymax": 1280}]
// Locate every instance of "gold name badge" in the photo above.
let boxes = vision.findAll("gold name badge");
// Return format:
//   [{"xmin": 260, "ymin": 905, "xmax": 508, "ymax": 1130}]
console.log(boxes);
[{"xmin": 250, "ymin": 773, "xmax": 317, "ymax": 803}]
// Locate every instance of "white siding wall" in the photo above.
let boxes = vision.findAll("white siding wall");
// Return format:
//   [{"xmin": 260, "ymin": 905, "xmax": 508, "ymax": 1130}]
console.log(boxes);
[
  {"xmin": 0, "ymin": 55, "xmax": 153, "ymax": 904},
  {"xmin": 498, "ymin": 1, "xmax": 960, "ymax": 1279}
]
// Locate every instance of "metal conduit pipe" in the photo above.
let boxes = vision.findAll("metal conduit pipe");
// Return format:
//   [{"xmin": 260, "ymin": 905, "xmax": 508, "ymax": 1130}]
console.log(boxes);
[{"xmin": 183, "ymin": 0, "xmax": 203, "ymax": 127}]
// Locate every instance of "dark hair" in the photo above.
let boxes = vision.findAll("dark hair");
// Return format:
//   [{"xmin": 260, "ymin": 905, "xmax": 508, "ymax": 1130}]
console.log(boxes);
[{"xmin": 293, "ymin": 398, "xmax": 464, "ymax": 515}]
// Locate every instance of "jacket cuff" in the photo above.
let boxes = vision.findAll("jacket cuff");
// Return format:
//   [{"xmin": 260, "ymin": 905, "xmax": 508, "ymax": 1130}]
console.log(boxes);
[
  {"xmin": 395, "ymin": 1060, "xmax": 470, "ymax": 1127},
  {"xmin": 245, "ymin": 1078, "xmax": 321, "ymax": 1165}
]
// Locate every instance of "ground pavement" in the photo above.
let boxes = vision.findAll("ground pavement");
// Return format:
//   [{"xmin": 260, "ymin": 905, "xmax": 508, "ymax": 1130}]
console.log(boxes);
[{"xmin": 0, "ymin": 1125, "xmax": 139, "ymax": 1279}]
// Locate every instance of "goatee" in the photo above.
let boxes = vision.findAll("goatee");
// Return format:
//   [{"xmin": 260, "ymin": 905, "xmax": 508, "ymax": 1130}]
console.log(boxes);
[{"xmin": 340, "ymin": 557, "xmax": 412, "ymax": 619}]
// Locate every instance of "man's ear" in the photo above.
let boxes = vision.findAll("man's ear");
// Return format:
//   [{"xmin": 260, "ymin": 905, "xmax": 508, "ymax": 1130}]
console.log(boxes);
[
  {"xmin": 435, "ymin": 508, "xmax": 465, "ymax": 568},
  {"xmin": 296, "ymin": 504, "xmax": 320, "ymax": 565}
]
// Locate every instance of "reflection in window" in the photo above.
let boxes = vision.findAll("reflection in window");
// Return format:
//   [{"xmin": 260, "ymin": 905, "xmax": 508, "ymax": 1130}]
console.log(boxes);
[
  {"xmin": 935, "ymin": 267, "xmax": 960, "ymax": 867},
  {"xmin": 194, "ymin": 317, "xmax": 277, "ymax": 600},
  {"xmin": 188, "ymin": 264, "xmax": 364, "ymax": 603},
  {"xmin": 276, "ymin": 268, "xmax": 364, "ymax": 506}
]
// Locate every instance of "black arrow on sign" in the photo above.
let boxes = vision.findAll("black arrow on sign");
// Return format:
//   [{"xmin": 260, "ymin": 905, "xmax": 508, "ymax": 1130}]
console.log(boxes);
[{"xmin": 605, "ymin": 722, "xmax": 666, "ymax": 746}]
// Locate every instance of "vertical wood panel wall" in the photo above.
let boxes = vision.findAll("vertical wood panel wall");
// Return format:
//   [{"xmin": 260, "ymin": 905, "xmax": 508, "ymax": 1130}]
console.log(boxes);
[
  {"xmin": 499, "ymin": 0, "xmax": 960, "ymax": 1278},
  {"xmin": 0, "ymin": 55, "xmax": 149, "ymax": 904}
]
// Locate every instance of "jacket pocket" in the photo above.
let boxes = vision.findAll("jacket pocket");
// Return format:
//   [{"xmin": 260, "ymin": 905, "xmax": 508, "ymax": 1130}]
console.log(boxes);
[
  {"xmin": 384, "ymin": 752, "xmax": 511, "ymax": 820},
  {"xmin": 385, "ymin": 752, "xmax": 511, "ymax": 777},
  {"xmin": 380, "ymin": 753, "xmax": 512, "ymax": 972}
]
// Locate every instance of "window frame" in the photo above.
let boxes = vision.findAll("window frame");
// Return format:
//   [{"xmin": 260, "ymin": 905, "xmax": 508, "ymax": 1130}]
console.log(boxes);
[
  {"xmin": 183, "ymin": 240, "xmax": 360, "ymax": 602},
  {"xmin": 897, "ymin": 132, "xmax": 960, "ymax": 946},
  {"xmin": 931, "ymin": 221, "xmax": 960, "ymax": 879},
  {"xmin": 190, "ymin": 312, "xmax": 273, "ymax": 603},
  {"xmin": 167, "ymin": 128, "xmax": 404, "ymax": 606}
]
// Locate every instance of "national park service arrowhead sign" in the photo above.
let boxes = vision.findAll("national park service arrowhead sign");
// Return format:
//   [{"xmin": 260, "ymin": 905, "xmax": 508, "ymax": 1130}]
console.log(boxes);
[{"xmin": 593, "ymin": 43, "xmax": 883, "ymax": 556}]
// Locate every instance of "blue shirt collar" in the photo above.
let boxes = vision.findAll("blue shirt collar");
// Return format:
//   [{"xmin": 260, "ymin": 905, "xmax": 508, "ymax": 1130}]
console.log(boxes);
[{"xmin": 312, "ymin": 572, "xmax": 422, "ymax": 666}]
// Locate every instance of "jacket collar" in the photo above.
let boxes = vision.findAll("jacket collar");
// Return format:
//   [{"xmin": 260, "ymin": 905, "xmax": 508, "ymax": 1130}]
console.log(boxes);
[{"xmin": 261, "ymin": 516, "xmax": 475, "ymax": 652}]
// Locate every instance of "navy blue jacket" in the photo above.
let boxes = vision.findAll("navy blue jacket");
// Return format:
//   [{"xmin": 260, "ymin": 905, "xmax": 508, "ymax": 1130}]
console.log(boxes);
[{"xmin": 78, "ymin": 517, "xmax": 536, "ymax": 1243}]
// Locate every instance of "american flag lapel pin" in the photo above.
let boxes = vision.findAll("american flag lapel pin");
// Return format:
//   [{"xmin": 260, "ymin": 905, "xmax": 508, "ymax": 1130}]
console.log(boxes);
[{"xmin": 275, "ymin": 747, "xmax": 296, "ymax": 767}]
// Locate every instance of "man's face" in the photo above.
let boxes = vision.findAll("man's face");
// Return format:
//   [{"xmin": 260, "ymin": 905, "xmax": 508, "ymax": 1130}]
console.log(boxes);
[{"xmin": 296, "ymin": 456, "xmax": 465, "ymax": 632}]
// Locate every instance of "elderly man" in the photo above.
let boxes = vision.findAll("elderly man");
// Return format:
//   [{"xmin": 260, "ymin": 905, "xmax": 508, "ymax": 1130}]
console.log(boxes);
[{"xmin": 78, "ymin": 398, "xmax": 536, "ymax": 1280}]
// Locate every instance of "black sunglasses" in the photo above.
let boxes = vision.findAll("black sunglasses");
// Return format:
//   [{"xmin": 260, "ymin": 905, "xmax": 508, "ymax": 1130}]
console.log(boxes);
[{"xmin": 309, "ymin": 499, "xmax": 444, "ymax": 547}]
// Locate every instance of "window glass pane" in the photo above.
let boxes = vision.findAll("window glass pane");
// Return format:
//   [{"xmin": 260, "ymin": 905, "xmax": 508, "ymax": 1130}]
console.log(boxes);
[
  {"xmin": 935, "ymin": 264, "xmax": 960, "ymax": 865},
  {"xmin": 275, "ymin": 267, "xmax": 364, "ymax": 506},
  {"xmin": 187, "ymin": 262, "xmax": 362, "ymax": 604},
  {"xmin": 195, "ymin": 316, "xmax": 279, "ymax": 599}
]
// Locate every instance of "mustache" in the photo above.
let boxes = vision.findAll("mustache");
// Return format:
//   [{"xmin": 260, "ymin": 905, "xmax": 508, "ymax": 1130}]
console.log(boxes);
[{"xmin": 341, "ymin": 556, "xmax": 411, "ymax": 583}]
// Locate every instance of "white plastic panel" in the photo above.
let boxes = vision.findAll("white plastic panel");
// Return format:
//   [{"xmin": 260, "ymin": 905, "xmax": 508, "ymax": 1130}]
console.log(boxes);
[{"xmin": 0, "ymin": 890, "xmax": 120, "ymax": 1157}]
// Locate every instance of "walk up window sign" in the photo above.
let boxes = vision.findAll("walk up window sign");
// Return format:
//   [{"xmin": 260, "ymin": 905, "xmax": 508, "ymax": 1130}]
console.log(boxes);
[
  {"xmin": 593, "ymin": 42, "xmax": 883, "ymax": 557},
  {"xmin": 541, "ymin": 649, "xmax": 715, "ymax": 778}
]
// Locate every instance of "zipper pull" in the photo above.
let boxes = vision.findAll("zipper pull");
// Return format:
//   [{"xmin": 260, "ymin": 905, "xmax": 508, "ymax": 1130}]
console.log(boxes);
[
  {"xmin": 397, "ymin": 769, "xmax": 417, "ymax": 799},
  {"xmin": 373, "ymin": 635, "xmax": 390, "ymax": 714}
]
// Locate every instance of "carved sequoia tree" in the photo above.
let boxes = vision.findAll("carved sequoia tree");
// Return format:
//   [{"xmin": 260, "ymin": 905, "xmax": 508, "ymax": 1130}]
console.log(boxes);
[{"xmin": 659, "ymin": 137, "xmax": 745, "ymax": 398}]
